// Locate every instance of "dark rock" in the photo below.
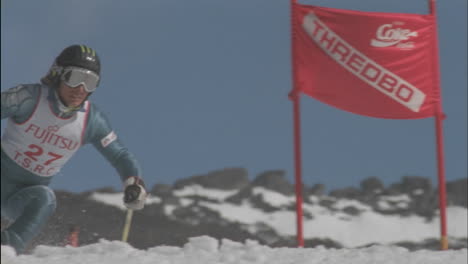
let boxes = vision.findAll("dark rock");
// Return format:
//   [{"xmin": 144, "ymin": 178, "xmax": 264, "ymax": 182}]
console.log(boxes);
[
  {"xmin": 319, "ymin": 197, "xmax": 337, "ymax": 209},
  {"xmin": 162, "ymin": 196, "xmax": 181, "ymax": 206},
  {"xmin": 90, "ymin": 187, "xmax": 118, "ymax": 194},
  {"xmin": 174, "ymin": 168, "xmax": 249, "ymax": 190},
  {"xmin": 252, "ymin": 170, "xmax": 294, "ymax": 195},
  {"xmin": 29, "ymin": 190, "xmax": 261, "ymax": 252},
  {"xmin": 360, "ymin": 177, "xmax": 384, "ymax": 194},
  {"xmin": 342, "ymin": 206, "xmax": 361, "ymax": 216},
  {"xmin": 270, "ymin": 236, "xmax": 342, "ymax": 249},
  {"xmin": 250, "ymin": 193, "xmax": 281, "ymax": 212},
  {"xmin": 28, "ymin": 190, "xmax": 125, "ymax": 252},
  {"xmin": 284, "ymin": 203, "xmax": 313, "ymax": 219},
  {"xmin": 150, "ymin": 183, "xmax": 173, "ymax": 197},
  {"xmin": 304, "ymin": 238, "xmax": 342, "ymax": 249},
  {"xmin": 247, "ymin": 223, "xmax": 283, "ymax": 245},
  {"xmin": 389, "ymin": 176, "xmax": 438, "ymax": 218},
  {"xmin": 393, "ymin": 238, "xmax": 468, "ymax": 251},
  {"xmin": 446, "ymin": 178, "xmax": 468, "ymax": 207},
  {"xmin": 391, "ymin": 176, "xmax": 433, "ymax": 195},
  {"xmin": 329, "ymin": 187, "xmax": 362, "ymax": 200},
  {"xmin": 410, "ymin": 190, "xmax": 438, "ymax": 219},
  {"xmin": 307, "ymin": 183, "xmax": 326, "ymax": 197},
  {"xmin": 225, "ymin": 187, "xmax": 252, "ymax": 204},
  {"xmin": 172, "ymin": 205, "xmax": 222, "ymax": 225}
]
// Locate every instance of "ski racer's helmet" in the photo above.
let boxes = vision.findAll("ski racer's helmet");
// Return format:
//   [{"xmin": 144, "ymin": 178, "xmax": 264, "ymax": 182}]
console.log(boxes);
[{"xmin": 41, "ymin": 44, "xmax": 101, "ymax": 90}]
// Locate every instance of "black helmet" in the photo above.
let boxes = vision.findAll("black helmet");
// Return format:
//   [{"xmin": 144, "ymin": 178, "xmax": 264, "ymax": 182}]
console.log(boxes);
[
  {"xmin": 41, "ymin": 44, "xmax": 101, "ymax": 87},
  {"xmin": 56, "ymin": 45, "xmax": 100, "ymax": 75}
]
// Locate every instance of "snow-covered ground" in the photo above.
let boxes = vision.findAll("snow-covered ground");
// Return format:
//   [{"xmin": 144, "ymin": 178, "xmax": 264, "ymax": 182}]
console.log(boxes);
[
  {"xmin": 2, "ymin": 185, "xmax": 466, "ymax": 263},
  {"xmin": 91, "ymin": 185, "xmax": 468, "ymax": 247},
  {"xmin": 1, "ymin": 236, "xmax": 466, "ymax": 264}
]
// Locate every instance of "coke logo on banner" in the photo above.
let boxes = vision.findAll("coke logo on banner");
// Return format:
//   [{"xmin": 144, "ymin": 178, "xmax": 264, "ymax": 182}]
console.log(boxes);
[
  {"xmin": 302, "ymin": 12, "xmax": 426, "ymax": 112},
  {"xmin": 371, "ymin": 23, "xmax": 418, "ymax": 49}
]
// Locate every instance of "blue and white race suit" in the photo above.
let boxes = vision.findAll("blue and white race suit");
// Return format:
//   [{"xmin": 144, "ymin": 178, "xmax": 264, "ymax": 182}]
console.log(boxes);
[{"xmin": 1, "ymin": 83, "xmax": 142, "ymax": 253}]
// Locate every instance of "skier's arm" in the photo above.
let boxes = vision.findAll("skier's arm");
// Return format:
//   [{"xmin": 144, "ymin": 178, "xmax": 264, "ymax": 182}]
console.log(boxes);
[
  {"xmin": 1, "ymin": 84, "xmax": 40, "ymax": 121},
  {"xmin": 84, "ymin": 105, "xmax": 143, "ymax": 183},
  {"xmin": 84, "ymin": 106, "xmax": 147, "ymax": 210}
]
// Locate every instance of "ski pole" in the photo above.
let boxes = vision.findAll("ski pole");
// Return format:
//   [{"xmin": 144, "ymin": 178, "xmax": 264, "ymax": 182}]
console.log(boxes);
[{"xmin": 121, "ymin": 209, "xmax": 133, "ymax": 242}]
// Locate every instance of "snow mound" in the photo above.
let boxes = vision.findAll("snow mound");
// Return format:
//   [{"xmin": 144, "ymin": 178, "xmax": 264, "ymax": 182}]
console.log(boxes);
[{"xmin": 2, "ymin": 236, "xmax": 467, "ymax": 264}]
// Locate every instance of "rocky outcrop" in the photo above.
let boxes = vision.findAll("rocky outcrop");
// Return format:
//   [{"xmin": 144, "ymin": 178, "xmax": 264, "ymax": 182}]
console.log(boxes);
[
  {"xmin": 251, "ymin": 170, "xmax": 294, "ymax": 195},
  {"xmin": 447, "ymin": 178, "xmax": 468, "ymax": 207},
  {"xmin": 174, "ymin": 168, "xmax": 249, "ymax": 190}
]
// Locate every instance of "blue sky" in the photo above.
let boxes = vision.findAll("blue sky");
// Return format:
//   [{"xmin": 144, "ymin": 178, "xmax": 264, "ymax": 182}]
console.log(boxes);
[{"xmin": 1, "ymin": 0, "xmax": 466, "ymax": 193}]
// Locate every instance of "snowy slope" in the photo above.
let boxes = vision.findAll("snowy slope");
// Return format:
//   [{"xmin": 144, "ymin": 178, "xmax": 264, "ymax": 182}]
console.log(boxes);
[
  {"xmin": 2, "ymin": 236, "xmax": 467, "ymax": 264},
  {"xmin": 90, "ymin": 184, "xmax": 468, "ymax": 248}
]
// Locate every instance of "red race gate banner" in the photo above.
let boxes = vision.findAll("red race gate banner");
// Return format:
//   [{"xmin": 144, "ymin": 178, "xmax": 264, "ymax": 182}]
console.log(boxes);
[{"xmin": 292, "ymin": 4, "xmax": 439, "ymax": 119}]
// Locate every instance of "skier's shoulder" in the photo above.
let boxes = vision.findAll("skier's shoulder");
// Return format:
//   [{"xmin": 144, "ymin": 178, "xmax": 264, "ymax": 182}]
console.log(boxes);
[
  {"xmin": 1, "ymin": 83, "xmax": 45, "ymax": 120},
  {"xmin": 85, "ymin": 101, "xmax": 114, "ymax": 132},
  {"xmin": 87, "ymin": 101, "xmax": 110, "ymax": 121},
  {"xmin": 3, "ymin": 83, "xmax": 43, "ymax": 98}
]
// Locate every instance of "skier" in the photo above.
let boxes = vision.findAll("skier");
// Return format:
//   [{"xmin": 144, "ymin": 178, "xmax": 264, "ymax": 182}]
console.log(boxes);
[{"xmin": 1, "ymin": 44, "xmax": 147, "ymax": 253}]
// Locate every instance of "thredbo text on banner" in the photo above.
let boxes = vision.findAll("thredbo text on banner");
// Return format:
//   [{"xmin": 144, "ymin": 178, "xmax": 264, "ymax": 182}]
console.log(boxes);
[{"xmin": 293, "ymin": 4, "xmax": 439, "ymax": 119}]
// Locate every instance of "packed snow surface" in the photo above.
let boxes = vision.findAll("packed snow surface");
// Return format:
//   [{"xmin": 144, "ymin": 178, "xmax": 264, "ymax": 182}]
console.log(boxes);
[{"xmin": 1, "ymin": 236, "xmax": 467, "ymax": 264}]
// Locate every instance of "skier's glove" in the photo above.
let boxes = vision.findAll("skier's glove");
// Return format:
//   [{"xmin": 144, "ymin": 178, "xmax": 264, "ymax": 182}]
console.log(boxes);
[{"xmin": 123, "ymin": 176, "xmax": 147, "ymax": 210}]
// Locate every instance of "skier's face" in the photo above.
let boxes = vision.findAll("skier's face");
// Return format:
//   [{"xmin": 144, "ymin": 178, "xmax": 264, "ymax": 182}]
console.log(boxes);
[{"xmin": 57, "ymin": 81, "xmax": 90, "ymax": 107}]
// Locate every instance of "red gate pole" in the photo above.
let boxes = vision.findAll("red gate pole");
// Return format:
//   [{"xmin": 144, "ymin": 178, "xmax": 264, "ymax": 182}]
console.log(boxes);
[
  {"xmin": 429, "ymin": 0, "xmax": 448, "ymax": 250},
  {"xmin": 289, "ymin": 0, "xmax": 304, "ymax": 247}
]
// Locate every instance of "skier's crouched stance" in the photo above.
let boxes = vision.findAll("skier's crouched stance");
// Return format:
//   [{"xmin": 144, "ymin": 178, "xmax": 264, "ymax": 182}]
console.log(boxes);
[{"xmin": 1, "ymin": 45, "xmax": 147, "ymax": 253}]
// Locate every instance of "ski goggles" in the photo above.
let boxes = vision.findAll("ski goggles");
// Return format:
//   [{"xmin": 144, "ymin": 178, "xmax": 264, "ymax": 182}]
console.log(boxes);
[{"xmin": 61, "ymin": 67, "xmax": 100, "ymax": 93}]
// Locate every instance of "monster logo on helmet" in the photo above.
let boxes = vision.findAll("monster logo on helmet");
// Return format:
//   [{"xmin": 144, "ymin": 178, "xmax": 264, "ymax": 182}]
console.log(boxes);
[{"xmin": 41, "ymin": 44, "xmax": 101, "ymax": 91}]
